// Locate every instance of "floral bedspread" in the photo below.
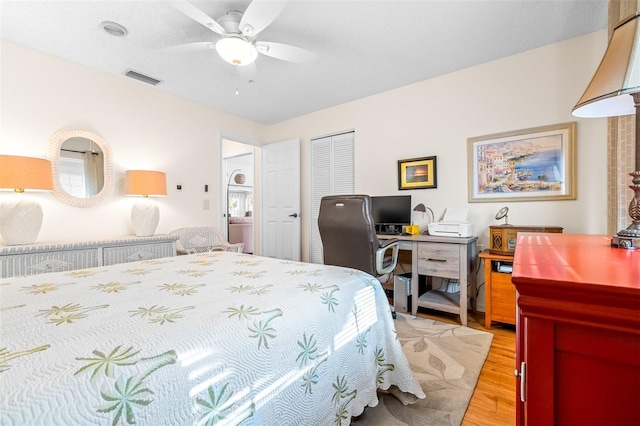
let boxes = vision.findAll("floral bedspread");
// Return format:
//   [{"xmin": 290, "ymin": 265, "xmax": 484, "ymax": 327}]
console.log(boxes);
[{"xmin": 0, "ymin": 251, "xmax": 424, "ymax": 425}]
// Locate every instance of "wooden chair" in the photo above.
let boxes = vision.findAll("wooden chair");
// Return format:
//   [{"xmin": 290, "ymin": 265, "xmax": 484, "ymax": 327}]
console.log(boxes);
[{"xmin": 170, "ymin": 227, "xmax": 244, "ymax": 255}]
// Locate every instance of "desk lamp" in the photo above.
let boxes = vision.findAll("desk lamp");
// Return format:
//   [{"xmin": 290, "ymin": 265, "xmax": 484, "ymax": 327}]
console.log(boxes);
[
  {"xmin": 0, "ymin": 155, "xmax": 53, "ymax": 245},
  {"xmin": 413, "ymin": 203, "xmax": 434, "ymax": 235},
  {"xmin": 125, "ymin": 170, "xmax": 167, "ymax": 237},
  {"xmin": 572, "ymin": 12, "xmax": 640, "ymax": 249}
]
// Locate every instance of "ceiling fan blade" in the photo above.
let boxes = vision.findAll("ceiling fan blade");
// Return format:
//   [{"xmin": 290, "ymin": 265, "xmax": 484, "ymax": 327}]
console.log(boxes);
[
  {"xmin": 239, "ymin": 0, "xmax": 287, "ymax": 37},
  {"xmin": 162, "ymin": 41, "xmax": 216, "ymax": 54},
  {"xmin": 255, "ymin": 41, "xmax": 318, "ymax": 63},
  {"xmin": 170, "ymin": 1, "xmax": 226, "ymax": 35}
]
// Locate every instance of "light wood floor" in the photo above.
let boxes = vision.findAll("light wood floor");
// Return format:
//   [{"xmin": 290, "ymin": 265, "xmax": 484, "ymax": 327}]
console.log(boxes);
[{"xmin": 415, "ymin": 309, "xmax": 517, "ymax": 426}]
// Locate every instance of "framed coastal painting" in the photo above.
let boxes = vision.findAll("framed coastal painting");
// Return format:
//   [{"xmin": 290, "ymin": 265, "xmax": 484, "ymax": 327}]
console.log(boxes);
[
  {"xmin": 398, "ymin": 156, "xmax": 437, "ymax": 190},
  {"xmin": 467, "ymin": 122, "xmax": 576, "ymax": 202}
]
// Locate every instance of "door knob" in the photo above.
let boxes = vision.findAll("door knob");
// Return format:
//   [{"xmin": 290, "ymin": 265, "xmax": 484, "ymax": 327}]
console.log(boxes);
[{"xmin": 288, "ymin": 213, "xmax": 299, "ymax": 218}]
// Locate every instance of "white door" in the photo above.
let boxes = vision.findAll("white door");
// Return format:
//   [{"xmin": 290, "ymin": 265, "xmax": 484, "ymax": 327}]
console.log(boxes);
[{"xmin": 261, "ymin": 139, "xmax": 300, "ymax": 260}]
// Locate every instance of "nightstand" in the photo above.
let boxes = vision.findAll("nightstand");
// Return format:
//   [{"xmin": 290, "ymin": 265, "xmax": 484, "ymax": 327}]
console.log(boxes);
[{"xmin": 479, "ymin": 249, "xmax": 515, "ymax": 329}]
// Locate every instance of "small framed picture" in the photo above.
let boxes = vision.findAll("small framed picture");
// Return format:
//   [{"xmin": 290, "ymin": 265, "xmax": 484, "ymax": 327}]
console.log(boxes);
[{"xmin": 398, "ymin": 156, "xmax": 437, "ymax": 190}]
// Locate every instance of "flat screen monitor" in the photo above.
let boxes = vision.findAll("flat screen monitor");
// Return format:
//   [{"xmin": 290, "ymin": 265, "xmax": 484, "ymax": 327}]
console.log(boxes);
[{"xmin": 371, "ymin": 195, "xmax": 411, "ymax": 227}]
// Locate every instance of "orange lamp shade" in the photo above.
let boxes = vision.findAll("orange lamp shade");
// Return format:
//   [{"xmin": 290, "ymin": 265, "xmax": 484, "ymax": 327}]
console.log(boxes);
[
  {"xmin": 0, "ymin": 155, "xmax": 53, "ymax": 191},
  {"xmin": 124, "ymin": 170, "xmax": 167, "ymax": 197}
]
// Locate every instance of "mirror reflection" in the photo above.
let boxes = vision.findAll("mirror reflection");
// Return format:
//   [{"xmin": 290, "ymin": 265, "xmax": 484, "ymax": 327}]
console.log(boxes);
[
  {"xmin": 59, "ymin": 137, "xmax": 105, "ymax": 198},
  {"xmin": 47, "ymin": 128, "xmax": 114, "ymax": 207}
]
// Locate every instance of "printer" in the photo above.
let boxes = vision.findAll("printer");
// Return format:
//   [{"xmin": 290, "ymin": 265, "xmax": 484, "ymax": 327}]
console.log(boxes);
[{"xmin": 428, "ymin": 207, "xmax": 474, "ymax": 238}]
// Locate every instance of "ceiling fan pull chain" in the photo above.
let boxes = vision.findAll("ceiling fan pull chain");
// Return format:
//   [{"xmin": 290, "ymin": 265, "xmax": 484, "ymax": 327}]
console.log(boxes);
[{"xmin": 235, "ymin": 66, "xmax": 239, "ymax": 96}]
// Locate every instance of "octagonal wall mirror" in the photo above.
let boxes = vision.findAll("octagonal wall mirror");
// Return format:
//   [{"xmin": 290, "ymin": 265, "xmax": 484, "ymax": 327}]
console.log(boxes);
[{"xmin": 47, "ymin": 128, "xmax": 114, "ymax": 206}]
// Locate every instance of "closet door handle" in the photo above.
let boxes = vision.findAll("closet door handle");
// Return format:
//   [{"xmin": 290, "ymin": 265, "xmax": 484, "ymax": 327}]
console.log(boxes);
[{"xmin": 288, "ymin": 213, "xmax": 299, "ymax": 218}]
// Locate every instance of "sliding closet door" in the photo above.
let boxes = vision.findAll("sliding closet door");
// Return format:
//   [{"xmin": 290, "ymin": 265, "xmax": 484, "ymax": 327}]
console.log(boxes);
[{"xmin": 310, "ymin": 131, "xmax": 354, "ymax": 264}]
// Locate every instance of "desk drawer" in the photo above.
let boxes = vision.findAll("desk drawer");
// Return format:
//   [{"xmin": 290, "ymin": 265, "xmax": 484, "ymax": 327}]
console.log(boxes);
[{"xmin": 416, "ymin": 242, "xmax": 459, "ymax": 279}]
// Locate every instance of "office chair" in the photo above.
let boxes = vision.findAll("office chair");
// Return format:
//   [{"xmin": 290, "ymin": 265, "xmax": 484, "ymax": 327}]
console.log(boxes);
[{"xmin": 318, "ymin": 195, "xmax": 401, "ymax": 316}]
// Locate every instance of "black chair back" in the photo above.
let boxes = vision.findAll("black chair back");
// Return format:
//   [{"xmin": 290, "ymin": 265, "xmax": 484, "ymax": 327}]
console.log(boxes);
[{"xmin": 318, "ymin": 194, "xmax": 380, "ymax": 276}]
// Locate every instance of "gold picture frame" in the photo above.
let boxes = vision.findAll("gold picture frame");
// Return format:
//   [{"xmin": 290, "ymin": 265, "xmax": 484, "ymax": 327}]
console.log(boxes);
[
  {"xmin": 398, "ymin": 156, "xmax": 437, "ymax": 190},
  {"xmin": 467, "ymin": 122, "xmax": 577, "ymax": 202}
]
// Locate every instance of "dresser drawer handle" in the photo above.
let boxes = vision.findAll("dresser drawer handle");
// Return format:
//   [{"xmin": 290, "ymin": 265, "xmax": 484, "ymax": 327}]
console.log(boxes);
[{"xmin": 426, "ymin": 258, "xmax": 447, "ymax": 263}]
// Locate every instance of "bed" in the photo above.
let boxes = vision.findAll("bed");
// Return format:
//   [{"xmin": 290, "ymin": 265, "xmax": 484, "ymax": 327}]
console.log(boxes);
[{"xmin": 0, "ymin": 251, "xmax": 424, "ymax": 425}]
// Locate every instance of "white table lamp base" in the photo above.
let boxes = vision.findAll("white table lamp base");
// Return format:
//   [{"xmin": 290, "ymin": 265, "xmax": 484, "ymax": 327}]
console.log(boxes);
[
  {"xmin": 131, "ymin": 201, "xmax": 159, "ymax": 237},
  {"xmin": 0, "ymin": 196, "xmax": 44, "ymax": 245}
]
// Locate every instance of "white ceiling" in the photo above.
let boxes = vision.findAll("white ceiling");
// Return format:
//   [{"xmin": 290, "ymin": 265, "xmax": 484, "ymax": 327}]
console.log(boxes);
[{"xmin": 0, "ymin": 0, "xmax": 608, "ymax": 125}]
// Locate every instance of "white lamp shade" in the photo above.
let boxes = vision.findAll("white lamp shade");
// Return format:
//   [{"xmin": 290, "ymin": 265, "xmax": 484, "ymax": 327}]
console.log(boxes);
[
  {"xmin": 572, "ymin": 12, "xmax": 640, "ymax": 118},
  {"xmin": 131, "ymin": 201, "xmax": 160, "ymax": 237},
  {"xmin": 216, "ymin": 37, "xmax": 258, "ymax": 66}
]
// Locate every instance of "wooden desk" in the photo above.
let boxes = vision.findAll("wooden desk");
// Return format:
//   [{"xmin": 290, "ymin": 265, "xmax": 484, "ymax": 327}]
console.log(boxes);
[
  {"xmin": 512, "ymin": 233, "xmax": 640, "ymax": 425},
  {"xmin": 479, "ymin": 249, "xmax": 515, "ymax": 329},
  {"xmin": 380, "ymin": 234, "xmax": 478, "ymax": 325}
]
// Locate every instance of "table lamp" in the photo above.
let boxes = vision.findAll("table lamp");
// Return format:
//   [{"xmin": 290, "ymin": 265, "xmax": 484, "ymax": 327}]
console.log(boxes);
[
  {"xmin": 0, "ymin": 155, "xmax": 53, "ymax": 245},
  {"xmin": 572, "ymin": 11, "xmax": 640, "ymax": 249},
  {"xmin": 125, "ymin": 170, "xmax": 167, "ymax": 237}
]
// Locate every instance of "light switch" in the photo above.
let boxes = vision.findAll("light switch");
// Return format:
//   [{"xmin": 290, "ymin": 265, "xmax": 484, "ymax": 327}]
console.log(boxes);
[{"xmin": 203, "ymin": 199, "xmax": 210, "ymax": 210}]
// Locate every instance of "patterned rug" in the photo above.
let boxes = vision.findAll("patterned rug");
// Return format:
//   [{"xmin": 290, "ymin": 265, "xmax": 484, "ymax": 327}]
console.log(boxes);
[{"xmin": 357, "ymin": 313, "xmax": 494, "ymax": 426}]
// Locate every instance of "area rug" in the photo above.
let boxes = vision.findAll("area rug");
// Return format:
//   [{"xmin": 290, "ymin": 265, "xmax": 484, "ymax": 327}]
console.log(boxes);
[{"xmin": 358, "ymin": 313, "xmax": 494, "ymax": 426}]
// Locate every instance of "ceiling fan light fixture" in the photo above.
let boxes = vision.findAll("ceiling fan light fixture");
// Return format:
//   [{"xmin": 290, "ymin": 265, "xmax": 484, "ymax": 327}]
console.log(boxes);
[{"xmin": 216, "ymin": 37, "xmax": 257, "ymax": 66}]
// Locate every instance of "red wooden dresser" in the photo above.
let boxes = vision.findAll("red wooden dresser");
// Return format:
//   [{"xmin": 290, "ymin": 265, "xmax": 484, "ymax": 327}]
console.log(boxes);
[{"xmin": 512, "ymin": 233, "xmax": 640, "ymax": 425}]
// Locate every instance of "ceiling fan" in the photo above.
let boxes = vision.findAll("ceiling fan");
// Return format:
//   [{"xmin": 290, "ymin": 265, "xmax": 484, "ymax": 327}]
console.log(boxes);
[{"xmin": 170, "ymin": 0, "xmax": 317, "ymax": 69}]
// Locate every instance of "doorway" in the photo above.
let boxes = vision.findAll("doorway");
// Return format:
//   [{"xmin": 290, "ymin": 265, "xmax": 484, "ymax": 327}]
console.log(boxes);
[
  {"xmin": 221, "ymin": 137, "xmax": 258, "ymax": 255},
  {"xmin": 220, "ymin": 136, "xmax": 302, "ymax": 260}
]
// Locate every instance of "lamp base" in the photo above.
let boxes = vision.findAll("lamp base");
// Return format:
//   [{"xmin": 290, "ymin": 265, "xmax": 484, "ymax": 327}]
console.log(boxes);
[
  {"xmin": 0, "ymin": 196, "xmax": 44, "ymax": 245},
  {"xmin": 612, "ymin": 170, "xmax": 640, "ymax": 249},
  {"xmin": 131, "ymin": 201, "xmax": 159, "ymax": 237},
  {"xmin": 611, "ymin": 234, "xmax": 640, "ymax": 249}
]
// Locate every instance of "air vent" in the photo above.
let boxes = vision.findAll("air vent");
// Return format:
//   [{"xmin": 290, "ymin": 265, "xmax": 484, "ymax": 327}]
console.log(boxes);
[
  {"xmin": 101, "ymin": 21, "xmax": 128, "ymax": 37},
  {"xmin": 123, "ymin": 69, "xmax": 163, "ymax": 86}
]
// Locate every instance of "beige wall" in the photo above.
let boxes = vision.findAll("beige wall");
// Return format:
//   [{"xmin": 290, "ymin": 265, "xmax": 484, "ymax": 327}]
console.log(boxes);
[
  {"xmin": 0, "ymin": 39, "xmax": 266, "ymax": 242},
  {"xmin": 265, "ymin": 30, "xmax": 610, "ymax": 260},
  {"xmin": 1, "ymin": 30, "xmax": 610, "ymax": 311},
  {"xmin": 2, "ymin": 30, "xmax": 609, "ymax": 258}
]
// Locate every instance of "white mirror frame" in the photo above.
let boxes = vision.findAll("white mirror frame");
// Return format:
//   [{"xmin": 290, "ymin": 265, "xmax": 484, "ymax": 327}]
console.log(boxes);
[{"xmin": 47, "ymin": 128, "xmax": 114, "ymax": 207}]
